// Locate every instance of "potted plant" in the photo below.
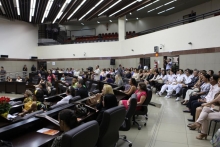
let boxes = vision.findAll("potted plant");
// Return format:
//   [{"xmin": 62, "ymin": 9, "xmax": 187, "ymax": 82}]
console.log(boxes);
[{"xmin": 0, "ymin": 96, "xmax": 11, "ymax": 119}]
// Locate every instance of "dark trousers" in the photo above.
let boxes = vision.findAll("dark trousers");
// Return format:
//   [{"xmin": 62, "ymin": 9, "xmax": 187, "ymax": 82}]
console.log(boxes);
[
  {"xmin": 190, "ymin": 100, "xmax": 204, "ymax": 120},
  {"xmin": 186, "ymin": 95, "xmax": 200, "ymax": 109},
  {"xmin": 154, "ymin": 82, "xmax": 164, "ymax": 92},
  {"xmin": 182, "ymin": 87, "xmax": 189, "ymax": 99}
]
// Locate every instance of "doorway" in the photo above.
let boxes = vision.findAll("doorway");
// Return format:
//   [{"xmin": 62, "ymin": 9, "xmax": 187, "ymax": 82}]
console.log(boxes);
[{"xmin": 140, "ymin": 58, "xmax": 150, "ymax": 69}]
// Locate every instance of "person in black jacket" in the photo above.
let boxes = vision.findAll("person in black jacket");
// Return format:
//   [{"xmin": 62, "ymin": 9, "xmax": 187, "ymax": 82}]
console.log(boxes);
[
  {"xmin": 96, "ymin": 94, "xmax": 118, "ymax": 125},
  {"xmin": 146, "ymin": 69, "xmax": 154, "ymax": 82},
  {"xmin": 180, "ymin": 69, "xmax": 199, "ymax": 100},
  {"xmin": 76, "ymin": 79, "xmax": 89, "ymax": 99}
]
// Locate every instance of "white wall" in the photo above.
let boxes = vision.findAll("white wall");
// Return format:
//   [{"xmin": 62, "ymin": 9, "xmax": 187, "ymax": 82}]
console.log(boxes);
[
  {"xmin": 38, "ymin": 15, "xmax": 220, "ymax": 58},
  {"xmin": 0, "ymin": 19, "xmax": 38, "ymax": 59}
]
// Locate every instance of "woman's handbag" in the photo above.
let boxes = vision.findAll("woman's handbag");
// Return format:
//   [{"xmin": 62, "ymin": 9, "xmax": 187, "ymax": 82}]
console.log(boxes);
[
  {"xmin": 74, "ymin": 104, "xmax": 88, "ymax": 118},
  {"xmin": 86, "ymin": 94, "xmax": 102, "ymax": 106}
]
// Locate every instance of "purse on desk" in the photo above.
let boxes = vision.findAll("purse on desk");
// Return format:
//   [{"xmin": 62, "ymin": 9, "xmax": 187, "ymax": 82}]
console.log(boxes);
[{"xmin": 74, "ymin": 104, "xmax": 88, "ymax": 118}]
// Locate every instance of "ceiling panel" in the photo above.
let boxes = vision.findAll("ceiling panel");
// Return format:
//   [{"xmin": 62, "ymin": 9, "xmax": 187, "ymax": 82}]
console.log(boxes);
[{"xmin": 0, "ymin": 0, "xmax": 212, "ymax": 24}]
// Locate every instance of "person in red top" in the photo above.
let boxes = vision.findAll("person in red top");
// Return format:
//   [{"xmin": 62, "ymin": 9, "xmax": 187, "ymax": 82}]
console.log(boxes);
[
  {"xmin": 119, "ymin": 82, "xmax": 147, "ymax": 110},
  {"xmin": 47, "ymin": 70, "xmax": 56, "ymax": 84}
]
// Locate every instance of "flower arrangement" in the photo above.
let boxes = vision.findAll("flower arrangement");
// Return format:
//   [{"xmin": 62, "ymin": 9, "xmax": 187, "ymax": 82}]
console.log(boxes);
[{"xmin": 0, "ymin": 97, "xmax": 11, "ymax": 118}]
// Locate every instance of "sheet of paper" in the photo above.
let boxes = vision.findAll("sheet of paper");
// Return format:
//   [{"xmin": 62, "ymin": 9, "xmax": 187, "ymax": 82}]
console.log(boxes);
[{"xmin": 37, "ymin": 128, "xmax": 59, "ymax": 135}]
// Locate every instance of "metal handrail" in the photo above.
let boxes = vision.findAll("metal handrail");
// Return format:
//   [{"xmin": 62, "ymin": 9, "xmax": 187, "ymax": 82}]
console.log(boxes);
[{"xmin": 138, "ymin": 9, "xmax": 220, "ymax": 36}]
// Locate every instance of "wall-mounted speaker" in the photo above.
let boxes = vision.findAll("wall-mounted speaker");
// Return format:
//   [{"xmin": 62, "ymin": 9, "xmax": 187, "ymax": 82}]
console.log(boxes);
[
  {"xmin": 110, "ymin": 59, "xmax": 115, "ymax": 65},
  {"xmin": 0, "ymin": 55, "xmax": 8, "ymax": 58},
  {"xmin": 154, "ymin": 46, "xmax": 159, "ymax": 52},
  {"xmin": 30, "ymin": 56, "xmax": 38, "ymax": 59}
]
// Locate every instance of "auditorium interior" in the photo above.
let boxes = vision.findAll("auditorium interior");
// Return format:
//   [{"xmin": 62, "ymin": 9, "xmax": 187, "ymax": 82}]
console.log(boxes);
[{"xmin": 0, "ymin": 0, "xmax": 220, "ymax": 147}]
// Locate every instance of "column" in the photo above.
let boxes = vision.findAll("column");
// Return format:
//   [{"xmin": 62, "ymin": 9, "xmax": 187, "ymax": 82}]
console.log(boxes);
[{"xmin": 118, "ymin": 16, "xmax": 126, "ymax": 41}]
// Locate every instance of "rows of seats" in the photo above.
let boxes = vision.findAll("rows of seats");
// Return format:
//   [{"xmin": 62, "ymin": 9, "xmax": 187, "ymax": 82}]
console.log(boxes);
[{"xmin": 126, "ymin": 31, "xmax": 138, "ymax": 39}]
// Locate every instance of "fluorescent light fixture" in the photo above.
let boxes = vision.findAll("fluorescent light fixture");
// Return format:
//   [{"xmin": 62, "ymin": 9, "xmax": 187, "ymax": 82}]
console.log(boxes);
[
  {"xmin": 0, "ymin": 1, "xmax": 5, "ymax": 14},
  {"xmin": 155, "ymin": 5, "xmax": 163, "ymax": 9},
  {"xmin": 97, "ymin": 21, "xmax": 100, "ymax": 23},
  {"xmin": 158, "ymin": 7, "xmax": 175, "ymax": 14},
  {"xmin": 68, "ymin": 0, "xmax": 86, "ymax": 20},
  {"xmin": 81, "ymin": 23, "xmax": 84, "ymax": 25},
  {"xmin": 137, "ymin": 0, "xmax": 159, "ymax": 11},
  {"xmin": 136, "ymin": 17, "xmax": 138, "ymax": 20},
  {"xmin": 16, "ymin": 0, "xmax": 20, "ymax": 15},
  {"xmin": 98, "ymin": 0, "xmax": 121, "ymax": 16},
  {"xmin": 29, "ymin": 0, "xmax": 36, "ymax": 22},
  {"xmin": 164, "ymin": 0, "xmax": 177, "ymax": 5},
  {"xmin": 53, "ymin": 0, "xmax": 72, "ymax": 23},
  {"xmin": 109, "ymin": 1, "xmax": 137, "ymax": 17},
  {"xmin": 148, "ymin": 8, "xmax": 155, "ymax": 12},
  {"xmin": 41, "ymin": 0, "xmax": 54, "ymax": 23},
  {"xmin": 109, "ymin": 20, "xmax": 112, "ymax": 22},
  {"xmin": 79, "ymin": 0, "xmax": 104, "ymax": 20}
]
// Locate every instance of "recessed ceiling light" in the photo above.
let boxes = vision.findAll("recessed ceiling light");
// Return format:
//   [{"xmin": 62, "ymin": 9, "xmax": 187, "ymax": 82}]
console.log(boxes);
[
  {"xmin": 130, "ymin": 12, "xmax": 132, "ymax": 15},
  {"xmin": 41, "ymin": 0, "xmax": 54, "ymax": 23},
  {"xmin": 126, "ymin": 18, "xmax": 128, "ymax": 21},
  {"xmin": 109, "ymin": 20, "xmax": 112, "ymax": 22},
  {"xmin": 97, "ymin": 21, "xmax": 100, "ymax": 23},
  {"xmin": 137, "ymin": 0, "xmax": 159, "ymax": 11},
  {"xmin": 98, "ymin": 0, "xmax": 121, "ymax": 16},
  {"xmin": 79, "ymin": 0, "xmax": 104, "ymax": 20},
  {"xmin": 136, "ymin": 17, "xmax": 138, "ymax": 20},
  {"xmin": 109, "ymin": 1, "xmax": 137, "ymax": 17},
  {"xmin": 67, "ymin": 0, "xmax": 86, "ymax": 20}
]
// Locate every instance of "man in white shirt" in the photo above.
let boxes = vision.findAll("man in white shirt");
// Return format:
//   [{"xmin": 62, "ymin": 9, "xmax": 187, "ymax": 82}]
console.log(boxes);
[
  {"xmin": 56, "ymin": 89, "xmax": 73, "ymax": 105},
  {"xmin": 94, "ymin": 65, "xmax": 100, "ymax": 81},
  {"xmin": 166, "ymin": 58, "xmax": 172, "ymax": 71}
]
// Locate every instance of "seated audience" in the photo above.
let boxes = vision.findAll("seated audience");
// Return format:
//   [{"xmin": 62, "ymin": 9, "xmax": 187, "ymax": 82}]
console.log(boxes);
[
  {"xmin": 114, "ymin": 73, "xmax": 123, "ymax": 87},
  {"xmin": 19, "ymin": 89, "xmax": 46, "ymax": 116},
  {"xmin": 139, "ymin": 69, "xmax": 143, "ymax": 79},
  {"xmin": 47, "ymin": 70, "xmax": 56, "ymax": 84},
  {"xmin": 76, "ymin": 79, "xmax": 89, "ymax": 99},
  {"xmin": 120, "ymin": 78, "xmax": 137, "ymax": 96},
  {"xmin": 106, "ymin": 74, "xmax": 114, "ymax": 83},
  {"xmin": 146, "ymin": 69, "xmax": 154, "ymax": 82},
  {"xmin": 132, "ymin": 68, "xmax": 140, "ymax": 81},
  {"xmin": 56, "ymin": 88, "xmax": 75, "ymax": 105},
  {"xmin": 185, "ymin": 75, "xmax": 220, "ymax": 122},
  {"xmin": 60, "ymin": 74, "xmax": 66, "ymax": 82},
  {"xmin": 125, "ymin": 69, "xmax": 132, "ymax": 79},
  {"xmin": 51, "ymin": 109, "xmax": 78, "ymax": 147},
  {"xmin": 181, "ymin": 69, "xmax": 199, "ymax": 104},
  {"xmin": 96, "ymin": 94, "xmax": 118, "ymax": 125},
  {"xmin": 119, "ymin": 82, "xmax": 147, "ymax": 110},
  {"xmin": 46, "ymin": 82, "xmax": 52, "ymax": 95},
  {"xmin": 148, "ymin": 70, "xmax": 160, "ymax": 87},
  {"xmin": 154, "ymin": 70, "xmax": 168, "ymax": 93},
  {"xmin": 208, "ymin": 70, "xmax": 214, "ymax": 77},
  {"xmin": 39, "ymin": 83, "xmax": 49, "ymax": 96},
  {"xmin": 23, "ymin": 90, "xmax": 33, "ymax": 104},
  {"xmin": 156, "ymin": 69, "xmax": 176, "ymax": 97},
  {"xmin": 6, "ymin": 76, "xmax": 12, "ymax": 82},
  {"xmin": 16, "ymin": 76, "xmax": 22, "ymax": 82}
]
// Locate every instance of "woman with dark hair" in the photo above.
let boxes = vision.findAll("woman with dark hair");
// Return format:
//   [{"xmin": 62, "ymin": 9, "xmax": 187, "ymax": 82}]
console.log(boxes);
[
  {"xmin": 6, "ymin": 76, "xmax": 12, "ymax": 82},
  {"xmin": 47, "ymin": 70, "xmax": 56, "ymax": 84},
  {"xmin": 96, "ymin": 94, "xmax": 118, "ymax": 125},
  {"xmin": 103, "ymin": 74, "xmax": 114, "ymax": 83},
  {"xmin": 119, "ymin": 82, "xmax": 147, "ymax": 110},
  {"xmin": 148, "ymin": 70, "xmax": 160, "ymax": 87},
  {"xmin": 120, "ymin": 78, "xmax": 137, "ymax": 96},
  {"xmin": 51, "ymin": 109, "xmax": 78, "ymax": 147},
  {"xmin": 154, "ymin": 70, "xmax": 167, "ymax": 93}
]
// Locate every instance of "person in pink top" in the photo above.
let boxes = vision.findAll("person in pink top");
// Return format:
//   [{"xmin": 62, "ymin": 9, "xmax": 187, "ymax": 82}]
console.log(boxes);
[
  {"xmin": 119, "ymin": 82, "xmax": 147, "ymax": 110},
  {"xmin": 47, "ymin": 70, "xmax": 56, "ymax": 83}
]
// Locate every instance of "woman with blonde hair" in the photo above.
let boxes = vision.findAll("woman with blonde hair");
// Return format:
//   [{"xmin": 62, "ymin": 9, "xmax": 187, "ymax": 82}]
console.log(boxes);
[
  {"xmin": 96, "ymin": 84, "xmax": 114, "ymax": 111},
  {"xmin": 115, "ymin": 73, "xmax": 123, "ymax": 87}
]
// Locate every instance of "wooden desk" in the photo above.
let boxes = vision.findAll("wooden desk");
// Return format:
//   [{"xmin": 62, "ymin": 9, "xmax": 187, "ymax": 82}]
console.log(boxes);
[
  {"xmin": 0, "ymin": 81, "xmax": 5, "ymax": 92},
  {"xmin": 5, "ymin": 82, "xmax": 16, "ymax": 93}
]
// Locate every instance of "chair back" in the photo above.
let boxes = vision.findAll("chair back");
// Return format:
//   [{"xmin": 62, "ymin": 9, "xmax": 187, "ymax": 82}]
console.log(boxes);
[
  {"xmin": 50, "ymin": 88, "xmax": 56, "ymax": 96},
  {"xmin": 85, "ymin": 81, "xmax": 91, "ymax": 89},
  {"xmin": 66, "ymin": 77, "xmax": 73, "ymax": 85},
  {"xmin": 120, "ymin": 94, "xmax": 137, "ymax": 131},
  {"xmin": 97, "ymin": 106, "xmax": 126, "ymax": 147},
  {"xmin": 69, "ymin": 96, "xmax": 81, "ymax": 103},
  {"xmin": 90, "ymin": 83, "xmax": 98, "ymax": 92},
  {"xmin": 141, "ymin": 88, "xmax": 152, "ymax": 113},
  {"xmin": 62, "ymin": 120, "xmax": 99, "ymax": 147}
]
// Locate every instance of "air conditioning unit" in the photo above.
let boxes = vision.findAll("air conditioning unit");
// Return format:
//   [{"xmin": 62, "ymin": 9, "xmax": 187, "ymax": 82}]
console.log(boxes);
[{"xmin": 0, "ymin": 55, "xmax": 8, "ymax": 58}]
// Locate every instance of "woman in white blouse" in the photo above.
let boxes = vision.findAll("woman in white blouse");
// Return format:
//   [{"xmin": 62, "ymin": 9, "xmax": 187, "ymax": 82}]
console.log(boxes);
[
  {"xmin": 16, "ymin": 76, "xmax": 22, "ymax": 82},
  {"xmin": 132, "ymin": 68, "xmax": 140, "ymax": 81}
]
